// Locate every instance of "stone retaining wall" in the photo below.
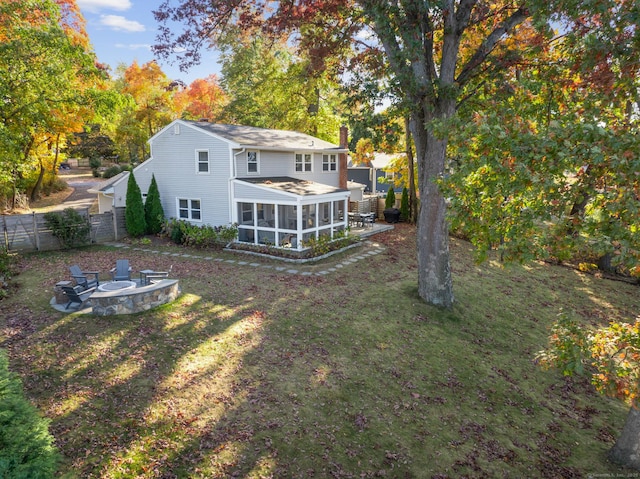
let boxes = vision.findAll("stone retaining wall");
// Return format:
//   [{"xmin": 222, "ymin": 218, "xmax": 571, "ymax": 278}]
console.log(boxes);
[{"xmin": 89, "ymin": 279, "xmax": 180, "ymax": 316}]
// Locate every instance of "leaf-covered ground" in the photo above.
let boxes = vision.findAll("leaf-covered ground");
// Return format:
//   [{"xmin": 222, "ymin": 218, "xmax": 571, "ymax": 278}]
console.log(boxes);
[{"xmin": 1, "ymin": 224, "xmax": 638, "ymax": 478}]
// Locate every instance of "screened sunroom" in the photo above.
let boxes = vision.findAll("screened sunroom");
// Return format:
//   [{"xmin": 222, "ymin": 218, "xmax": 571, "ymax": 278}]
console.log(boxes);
[{"xmin": 232, "ymin": 177, "xmax": 350, "ymax": 250}]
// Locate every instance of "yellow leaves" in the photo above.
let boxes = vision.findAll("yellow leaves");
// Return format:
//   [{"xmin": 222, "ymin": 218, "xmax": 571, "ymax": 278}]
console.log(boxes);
[{"xmin": 578, "ymin": 262, "xmax": 598, "ymax": 272}]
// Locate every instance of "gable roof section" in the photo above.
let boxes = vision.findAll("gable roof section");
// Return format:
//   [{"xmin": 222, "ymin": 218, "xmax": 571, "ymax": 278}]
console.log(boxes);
[
  {"xmin": 174, "ymin": 120, "xmax": 346, "ymax": 153},
  {"xmin": 348, "ymin": 152, "xmax": 403, "ymax": 169},
  {"xmin": 88, "ymin": 171, "xmax": 128, "ymax": 194},
  {"xmin": 237, "ymin": 176, "xmax": 348, "ymax": 197}
]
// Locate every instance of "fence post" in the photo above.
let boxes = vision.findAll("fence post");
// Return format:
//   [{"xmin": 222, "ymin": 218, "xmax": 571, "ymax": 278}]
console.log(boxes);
[
  {"xmin": 85, "ymin": 208, "xmax": 94, "ymax": 244},
  {"xmin": 113, "ymin": 208, "xmax": 119, "ymax": 241},
  {"xmin": 2, "ymin": 215, "xmax": 8, "ymax": 251},
  {"xmin": 33, "ymin": 212, "xmax": 40, "ymax": 251}
]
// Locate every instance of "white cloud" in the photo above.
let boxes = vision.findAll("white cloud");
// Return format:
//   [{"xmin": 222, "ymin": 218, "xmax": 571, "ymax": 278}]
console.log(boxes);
[
  {"xmin": 100, "ymin": 15, "xmax": 145, "ymax": 32},
  {"xmin": 77, "ymin": 0, "xmax": 132, "ymax": 13},
  {"xmin": 115, "ymin": 43, "xmax": 152, "ymax": 51}
]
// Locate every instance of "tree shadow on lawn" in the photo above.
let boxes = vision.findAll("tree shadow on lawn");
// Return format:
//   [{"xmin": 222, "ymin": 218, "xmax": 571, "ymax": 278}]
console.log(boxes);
[{"xmin": 22, "ymin": 291, "xmax": 271, "ymax": 477}]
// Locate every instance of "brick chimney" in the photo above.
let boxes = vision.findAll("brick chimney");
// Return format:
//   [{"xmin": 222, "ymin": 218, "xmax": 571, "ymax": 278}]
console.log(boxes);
[{"xmin": 339, "ymin": 125, "xmax": 348, "ymax": 190}]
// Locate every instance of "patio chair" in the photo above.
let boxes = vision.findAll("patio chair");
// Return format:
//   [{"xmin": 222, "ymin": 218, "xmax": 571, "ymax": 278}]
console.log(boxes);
[
  {"xmin": 361, "ymin": 213, "xmax": 375, "ymax": 228},
  {"xmin": 61, "ymin": 285, "xmax": 95, "ymax": 310},
  {"xmin": 110, "ymin": 259, "xmax": 132, "ymax": 281},
  {"xmin": 69, "ymin": 265, "xmax": 99, "ymax": 291}
]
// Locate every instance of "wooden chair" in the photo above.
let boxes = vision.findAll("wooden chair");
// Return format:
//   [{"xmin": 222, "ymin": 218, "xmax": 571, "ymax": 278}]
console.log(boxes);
[
  {"xmin": 69, "ymin": 265, "xmax": 99, "ymax": 290},
  {"xmin": 61, "ymin": 285, "xmax": 94, "ymax": 310},
  {"xmin": 110, "ymin": 259, "xmax": 132, "ymax": 281}
]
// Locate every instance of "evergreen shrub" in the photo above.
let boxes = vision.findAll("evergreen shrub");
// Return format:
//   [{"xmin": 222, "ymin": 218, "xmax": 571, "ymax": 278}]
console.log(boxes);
[
  {"xmin": 125, "ymin": 172, "xmax": 146, "ymax": 237},
  {"xmin": 385, "ymin": 187, "xmax": 396, "ymax": 209},
  {"xmin": 144, "ymin": 175, "xmax": 164, "ymax": 235},
  {"xmin": 101, "ymin": 165, "xmax": 122, "ymax": 179},
  {"xmin": 0, "ymin": 351, "xmax": 59, "ymax": 478}
]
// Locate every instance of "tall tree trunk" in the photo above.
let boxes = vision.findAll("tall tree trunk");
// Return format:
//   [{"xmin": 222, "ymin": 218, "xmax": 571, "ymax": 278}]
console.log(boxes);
[
  {"xmin": 52, "ymin": 133, "xmax": 61, "ymax": 173},
  {"xmin": 411, "ymin": 108, "xmax": 454, "ymax": 308},
  {"xmin": 30, "ymin": 159, "xmax": 46, "ymax": 202},
  {"xmin": 609, "ymin": 406, "xmax": 640, "ymax": 470},
  {"xmin": 404, "ymin": 116, "xmax": 417, "ymax": 224}
]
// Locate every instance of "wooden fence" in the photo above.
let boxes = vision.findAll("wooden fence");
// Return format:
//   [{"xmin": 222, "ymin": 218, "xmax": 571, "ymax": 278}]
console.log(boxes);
[
  {"xmin": 1, "ymin": 207, "xmax": 127, "ymax": 253},
  {"xmin": 350, "ymin": 196, "xmax": 386, "ymax": 218}
]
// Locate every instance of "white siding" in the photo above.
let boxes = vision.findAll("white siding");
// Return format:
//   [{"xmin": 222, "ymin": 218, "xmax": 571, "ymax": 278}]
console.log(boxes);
[
  {"xmin": 145, "ymin": 125, "xmax": 233, "ymax": 226},
  {"xmin": 113, "ymin": 179, "xmax": 129, "ymax": 208},
  {"xmin": 236, "ymin": 150, "xmax": 341, "ymax": 187}
]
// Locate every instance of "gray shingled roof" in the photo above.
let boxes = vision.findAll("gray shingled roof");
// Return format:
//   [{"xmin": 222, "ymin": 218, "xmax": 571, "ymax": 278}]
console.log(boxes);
[{"xmin": 184, "ymin": 120, "xmax": 344, "ymax": 151}]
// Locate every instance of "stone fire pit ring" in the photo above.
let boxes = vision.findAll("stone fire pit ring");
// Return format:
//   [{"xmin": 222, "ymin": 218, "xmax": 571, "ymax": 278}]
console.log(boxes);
[{"xmin": 89, "ymin": 279, "xmax": 180, "ymax": 316}]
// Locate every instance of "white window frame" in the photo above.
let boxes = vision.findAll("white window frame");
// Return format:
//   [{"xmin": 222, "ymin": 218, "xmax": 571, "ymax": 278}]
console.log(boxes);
[
  {"xmin": 322, "ymin": 154, "xmax": 337, "ymax": 172},
  {"xmin": 196, "ymin": 149, "xmax": 210, "ymax": 174},
  {"xmin": 177, "ymin": 198, "xmax": 202, "ymax": 222},
  {"xmin": 247, "ymin": 150, "xmax": 259, "ymax": 174},
  {"xmin": 295, "ymin": 153, "xmax": 313, "ymax": 173}
]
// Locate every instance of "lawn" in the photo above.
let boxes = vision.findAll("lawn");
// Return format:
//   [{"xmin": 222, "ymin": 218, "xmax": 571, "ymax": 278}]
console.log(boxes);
[{"xmin": 1, "ymin": 224, "xmax": 638, "ymax": 478}]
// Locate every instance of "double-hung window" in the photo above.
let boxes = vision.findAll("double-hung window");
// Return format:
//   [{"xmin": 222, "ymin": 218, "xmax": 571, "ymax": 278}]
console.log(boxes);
[
  {"xmin": 295, "ymin": 153, "xmax": 312, "ymax": 172},
  {"xmin": 196, "ymin": 150, "xmax": 209, "ymax": 174},
  {"xmin": 322, "ymin": 154, "xmax": 337, "ymax": 172},
  {"xmin": 247, "ymin": 150, "xmax": 259, "ymax": 174},
  {"xmin": 178, "ymin": 198, "xmax": 201, "ymax": 221}
]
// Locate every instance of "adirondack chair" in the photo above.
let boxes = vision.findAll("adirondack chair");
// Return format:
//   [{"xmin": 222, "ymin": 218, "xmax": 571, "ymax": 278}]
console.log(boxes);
[
  {"xmin": 61, "ymin": 285, "xmax": 94, "ymax": 310},
  {"xmin": 110, "ymin": 259, "xmax": 132, "ymax": 281},
  {"xmin": 69, "ymin": 265, "xmax": 99, "ymax": 291}
]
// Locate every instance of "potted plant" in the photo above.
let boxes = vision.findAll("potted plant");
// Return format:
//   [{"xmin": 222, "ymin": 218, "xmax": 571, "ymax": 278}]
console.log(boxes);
[{"xmin": 383, "ymin": 188, "xmax": 400, "ymax": 223}]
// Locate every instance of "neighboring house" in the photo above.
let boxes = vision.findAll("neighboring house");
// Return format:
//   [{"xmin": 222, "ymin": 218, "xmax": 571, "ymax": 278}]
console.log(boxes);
[
  {"xmin": 92, "ymin": 119, "xmax": 351, "ymax": 250},
  {"xmin": 347, "ymin": 152, "xmax": 403, "ymax": 194}
]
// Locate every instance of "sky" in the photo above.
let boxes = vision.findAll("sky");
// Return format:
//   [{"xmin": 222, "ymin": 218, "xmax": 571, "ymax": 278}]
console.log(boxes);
[{"xmin": 76, "ymin": 0, "xmax": 220, "ymax": 85}]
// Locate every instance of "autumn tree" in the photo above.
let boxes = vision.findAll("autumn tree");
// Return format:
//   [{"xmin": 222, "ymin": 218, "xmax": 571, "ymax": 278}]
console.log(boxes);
[
  {"xmin": 174, "ymin": 75, "xmax": 229, "ymax": 121},
  {"xmin": 538, "ymin": 314, "xmax": 640, "ymax": 470},
  {"xmin": 120, "ymin": 60, "xmax": 177, "ymax": 140},
  {"xmin": 352, "ymin": 138, "xmax": 374, "ymax": 167},
  {"xmin": 438, "ymin": 6, "xmax": 640, "ymax": 274},
  {"xmin": 217, "ymin": 29, "xmax": 344, "ymax": 141},
  {"xmin": 0, "ymin": 0, "xmax": 102, "ymax": 207}
]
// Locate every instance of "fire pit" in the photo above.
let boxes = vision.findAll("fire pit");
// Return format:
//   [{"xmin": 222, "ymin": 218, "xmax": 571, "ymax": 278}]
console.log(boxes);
[
  {"xmin": 97, "ymin": 280, "xmax": 137, "ymax": 292},
  {"xmin": 90, "ymin": 279, "xmax": 180, "ymax": 316}
]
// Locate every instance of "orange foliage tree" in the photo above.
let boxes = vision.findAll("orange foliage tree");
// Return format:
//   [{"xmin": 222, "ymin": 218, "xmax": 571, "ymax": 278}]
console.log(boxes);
[{"xmin": 174, "ymin": 75, "xmax": 229, "ymax": 121}]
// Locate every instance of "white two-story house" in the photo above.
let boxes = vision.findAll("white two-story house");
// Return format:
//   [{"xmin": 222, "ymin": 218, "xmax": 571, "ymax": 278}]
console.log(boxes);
[{"xmin": 94, "ymin": 119, "xmax": 352, "ymax": 249}]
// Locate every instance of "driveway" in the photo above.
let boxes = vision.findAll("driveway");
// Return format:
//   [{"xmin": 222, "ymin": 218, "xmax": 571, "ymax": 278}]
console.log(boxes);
[{"xmin": 35, "ymin": 168, "xmax": 106, "ymax": 212}]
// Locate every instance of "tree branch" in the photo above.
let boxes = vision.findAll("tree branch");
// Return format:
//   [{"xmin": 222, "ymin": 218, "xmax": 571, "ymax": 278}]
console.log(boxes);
[{"xmin": 456, "ymin": 6, "xmax": 529, "ymax": 87}]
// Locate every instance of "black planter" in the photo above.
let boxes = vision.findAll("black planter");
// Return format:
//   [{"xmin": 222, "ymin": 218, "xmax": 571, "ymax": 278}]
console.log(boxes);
[{"xmin": 383, "ymin": 208, "xmax": 401, "ymax": 223}]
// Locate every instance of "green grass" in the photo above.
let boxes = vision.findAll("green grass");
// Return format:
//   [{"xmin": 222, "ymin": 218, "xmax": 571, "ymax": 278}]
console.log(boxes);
[{"xmin": 0, "ymin": 224, "xmax": 638, "ymax": 478}]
